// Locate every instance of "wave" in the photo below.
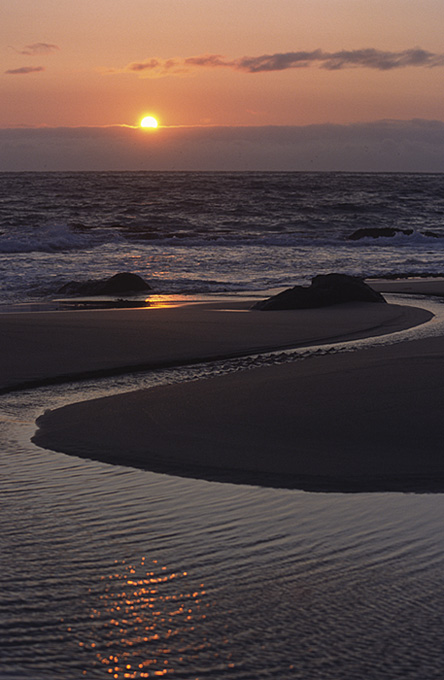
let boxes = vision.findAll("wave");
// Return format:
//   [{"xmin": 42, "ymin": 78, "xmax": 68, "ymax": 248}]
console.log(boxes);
[
  {"xmin": 125, "ymin": 229, "xmax": 444, "ymax": 250},
  {"xmin": 348, "ymin": 227, "xmax": 444, "ymax": 242},
  {"xmin": 0, "ymin": 224, "xmax": 122, "ymax": 254},
  {"xmin": 2, "ymin": 222, "xmax": 444, "ymax": 256}
]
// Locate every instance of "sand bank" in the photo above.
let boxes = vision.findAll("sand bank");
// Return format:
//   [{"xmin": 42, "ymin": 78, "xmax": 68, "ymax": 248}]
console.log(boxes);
[
  {"xmin": 27, "ymin": 277, "xmax": 444, "ymax": 492},
  {"xmin": 33, "ymin": 332, "xmax": 444, "ymax": 492},
  {"xmin": 0, "ymin": 298, "xmax": 429, "ymax": 393},
  {"xmin": 5, "ymin": 278, "xmax": 440, "ymax": 492},
  {"xmin": 370, "ymin": 278, "xmax": 444, "ymax": 297}
]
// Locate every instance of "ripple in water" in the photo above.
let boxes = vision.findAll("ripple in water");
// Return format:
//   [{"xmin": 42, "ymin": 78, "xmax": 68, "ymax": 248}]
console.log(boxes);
[{"xmin": 2, "ymin": 297, "xmax": 444, "ymax": 678}]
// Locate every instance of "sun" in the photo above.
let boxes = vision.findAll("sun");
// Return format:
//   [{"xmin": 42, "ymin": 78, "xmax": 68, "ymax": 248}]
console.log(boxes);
[{"xmin": 140, "ymin": 115, "xmax": 159, "ymax": 128}]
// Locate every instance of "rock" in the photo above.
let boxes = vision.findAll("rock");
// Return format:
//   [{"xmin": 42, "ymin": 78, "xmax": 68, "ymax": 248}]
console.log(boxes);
[
  {"xmin": 348, "ymin": 227, "xmax": 413, "ymax": 240},
  {"xmin": 252, "ymin": 273, "xmax": 386, "ymax": 310},
  {"xmin": 57, "ymin": 272, "xmax": 151, "ymax": 296}
]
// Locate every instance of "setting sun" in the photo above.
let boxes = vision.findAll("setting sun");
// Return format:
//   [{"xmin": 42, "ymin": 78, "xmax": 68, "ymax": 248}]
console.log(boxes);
[{"xmin": 140, "ymin": 116, "xmax": 159, "ymax": 128}]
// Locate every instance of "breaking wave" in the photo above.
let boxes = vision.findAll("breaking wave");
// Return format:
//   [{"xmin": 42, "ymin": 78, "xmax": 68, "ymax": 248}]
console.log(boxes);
[
  {"xmin": 2, "ymin": 222, "xmax": 444, "ymax": 255},
  {"xmin": 0, "ymin": 224, "xmax": 122, "ymax": 254}
]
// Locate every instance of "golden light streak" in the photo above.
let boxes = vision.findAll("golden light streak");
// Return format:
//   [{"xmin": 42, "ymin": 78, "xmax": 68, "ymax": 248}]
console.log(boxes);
[{"xmin": 71, "ymin": 557, "xmax": 209, "ymax": 679}]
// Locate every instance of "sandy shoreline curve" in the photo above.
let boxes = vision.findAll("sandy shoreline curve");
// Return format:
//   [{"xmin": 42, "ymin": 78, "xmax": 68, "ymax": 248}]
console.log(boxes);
[
  {"xmin": 26, "ymin": 279, "xmax": 444, "ymax": 493},
  {"xmin": 33, "ymin": 332, "xmax": 444, "ymax": 492},
  {"xmin": 0, "ymin": 297, "xmax": 430, "ymax": 393}
]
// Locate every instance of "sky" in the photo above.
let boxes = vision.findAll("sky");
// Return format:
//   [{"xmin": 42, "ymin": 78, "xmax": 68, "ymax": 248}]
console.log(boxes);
[{"xmin": 2, "ymin": 0, "xmax": 444, "ymax": 171}]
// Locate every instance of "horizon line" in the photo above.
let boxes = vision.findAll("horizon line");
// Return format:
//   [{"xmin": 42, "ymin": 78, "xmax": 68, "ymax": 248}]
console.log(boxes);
[{"xmin": 2, "ymin": 118, "xmax": 444, "ymax": 131}]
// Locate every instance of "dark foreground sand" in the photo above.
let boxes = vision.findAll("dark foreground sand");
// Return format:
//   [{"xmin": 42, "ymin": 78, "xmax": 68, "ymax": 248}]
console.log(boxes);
[
  {"xmin": 33, "ymin": 333, "xmax": 444, "ymax": 492},
  {"xmin": 0, "ymin": 299, "xmax": 429, "ymax": 393},
  {"xmin": 21, "ymin": 280, "xmax": 444, "ymax": 493}
]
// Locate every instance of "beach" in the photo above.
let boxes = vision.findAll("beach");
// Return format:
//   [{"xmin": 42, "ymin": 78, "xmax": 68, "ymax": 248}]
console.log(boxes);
[
  {"xmin": 4, "ymin": 278, "xmax": 444, "ymax": 678},
  {"xmin": 10, "ymin": 279, "xmax": 441, "ymax": 493},
  {"xmin": 0, "ymin": 295, "xmax": 430, "ymax": 393}
]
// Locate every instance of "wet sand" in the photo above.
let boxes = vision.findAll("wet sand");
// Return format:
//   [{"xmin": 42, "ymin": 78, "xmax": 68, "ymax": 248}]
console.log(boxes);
[
  {"xmin": 0, "ymin": 298, "xmax": 429, "ymax": 393},
  {"xmin": 33, "ymin": 332, "xmax": 444, "ymax": 491},
  {"xmin": 24, "ymin": 279, "xmax": 444, "ymax": 492}
]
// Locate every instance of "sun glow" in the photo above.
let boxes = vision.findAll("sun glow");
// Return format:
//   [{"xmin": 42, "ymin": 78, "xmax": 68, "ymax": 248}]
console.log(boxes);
[{"xmin": 140, "ymin": 116, "xmax": 159, "ymax": 128}]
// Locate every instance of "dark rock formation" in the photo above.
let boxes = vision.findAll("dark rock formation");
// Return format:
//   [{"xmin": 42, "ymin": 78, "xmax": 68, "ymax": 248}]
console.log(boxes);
[
  {"xmin": 252, "ymin": 273, "xmax": 386, "ymax": 310},
  {"xmin": 348, "ymin": 227, "xmax": 413, "ymax": 240},
  {"xmin": 57, "ymin": 272, "xmax": 151, "ymax": 296}
]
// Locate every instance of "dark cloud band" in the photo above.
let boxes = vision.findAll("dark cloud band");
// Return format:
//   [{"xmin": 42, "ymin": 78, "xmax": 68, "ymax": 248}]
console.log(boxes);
[
  {"xmin": 1, "ymin": 119, "xmax": 443, "ymax": 172},
  {"xmin": 126, "ymin": 47, "xmax": 444, "ymax": 76},
  {"xmin": 236, "ymin": 48, "xmax": 444, "ymax": 72}
]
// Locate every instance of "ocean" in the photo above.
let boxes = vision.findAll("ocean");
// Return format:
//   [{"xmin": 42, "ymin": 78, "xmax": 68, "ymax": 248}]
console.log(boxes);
[
  {"xmin": 2, "ymin": 171, "xmax": 444, "ymax": 679},
  {"xmin": 1, "ymin": 171, "xmax": 444, "ymax": 306}
]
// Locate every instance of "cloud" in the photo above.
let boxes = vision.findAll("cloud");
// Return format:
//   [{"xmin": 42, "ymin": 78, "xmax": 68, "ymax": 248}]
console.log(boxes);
[
  {"xmin": 5, "ymin": 66, "xmax": 45, "ymax": 75},
  {"xmin": 1, "ymin": 119, "xmax": 444, "ymax": 172},
  {"xmin": 124, "ymin": 57, "xmax": 185, "ymax": 77},
  {"xmin": 5, "ymin": 43, "xmax": 58, "ymax": 75},
  {"xmin": 236, "ymin": 48, "xmax": 444, "ymax": 72},
  {"xmin": 15, "ymin": 42, "xmax": 60, "ymax": 56},
  {"xmin": 121, "ymin": 47, "xmax": 444, "ymax": 77},
  {"xmin": 185, "ymin": 54, "xmax": 231, "ymax": 68}
]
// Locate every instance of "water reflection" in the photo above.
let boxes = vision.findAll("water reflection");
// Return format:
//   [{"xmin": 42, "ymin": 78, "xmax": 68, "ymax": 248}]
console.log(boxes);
[
  {"xmin": 144, "ymin": 294, "xmax": 192, "ymax": 308},
  {"xmin": 75, "ymin": 558, "xmax": 208, "ymax": 678},
  {"xmin": 4, "ymin": 335, "xmax": 444, "ymax": 679}
]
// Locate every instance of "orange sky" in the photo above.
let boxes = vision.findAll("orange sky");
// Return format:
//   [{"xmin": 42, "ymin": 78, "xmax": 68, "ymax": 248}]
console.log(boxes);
[{"xmin": 3, "ymin": 0, "xmax": 444, "ymax": 129}]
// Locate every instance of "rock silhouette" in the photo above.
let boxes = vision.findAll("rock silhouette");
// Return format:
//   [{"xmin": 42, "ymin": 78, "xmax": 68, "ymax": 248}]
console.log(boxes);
[
  {"xmin": 57, "ymin": 272, "xmax": 151, "ymax": 296},
  {"xmin": 252, "ymin": 273, "xmax": 386, "ymax": 310}
]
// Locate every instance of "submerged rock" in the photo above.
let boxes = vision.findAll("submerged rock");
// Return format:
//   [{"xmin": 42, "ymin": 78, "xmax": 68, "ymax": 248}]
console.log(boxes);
[
  {"xmin": 57, "ymin": 272, "xmax": 151, "ymax": 296},
  {"xmin": 252, "ymin": 273, "xmax": 386, "ymax": 310}
]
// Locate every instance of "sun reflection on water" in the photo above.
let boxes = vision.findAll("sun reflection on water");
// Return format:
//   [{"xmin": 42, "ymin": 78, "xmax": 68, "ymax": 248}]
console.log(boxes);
[
  {"xmin": 144, "ymin": 294, "xmax": 191, "ymax": 308},
  {"xmin": 71, "ymin": 557, "xmax": 209, "ymax": 678}
]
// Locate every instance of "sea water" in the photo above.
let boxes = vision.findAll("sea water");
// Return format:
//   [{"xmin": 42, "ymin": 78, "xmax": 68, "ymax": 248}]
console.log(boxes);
[
  {"xmin": 2, "ymin": 171, "xmax": 444, "ymax": 679},
  {"xmin": 1, "ymin": 171, "xmax": 444, "ymax": 306}
]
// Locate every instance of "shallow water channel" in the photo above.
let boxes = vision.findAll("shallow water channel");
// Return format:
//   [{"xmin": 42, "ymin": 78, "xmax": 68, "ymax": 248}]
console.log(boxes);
[{"xmin": 2, "ymin": 295, "xmax": 444, "ymax": 679}]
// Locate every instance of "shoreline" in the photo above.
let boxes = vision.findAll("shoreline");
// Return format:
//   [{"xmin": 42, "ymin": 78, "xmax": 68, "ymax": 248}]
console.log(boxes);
[
  {"xmin": 0, "ymin": 293, "xmax": 432, "ymax": 394},
  {"xmin": 1, "ymin": 278, "xmax": 441, "ymax": 493},
  {"xmin": 33, "ymin": 327, "xmax": 444, "ymax": 493},
  {"xmin": 2, "ymin": 276, "xmax": 444, "ymax": 315}
]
